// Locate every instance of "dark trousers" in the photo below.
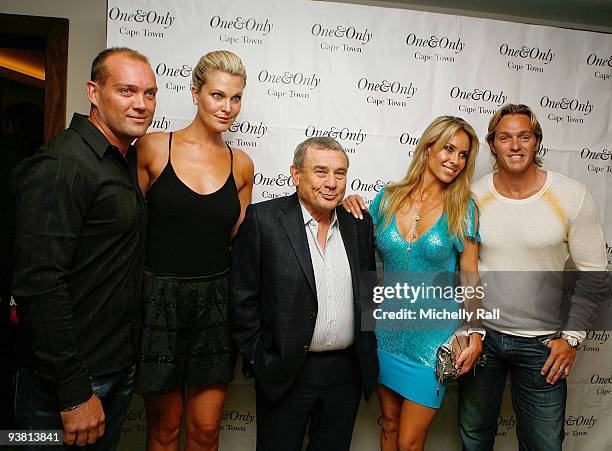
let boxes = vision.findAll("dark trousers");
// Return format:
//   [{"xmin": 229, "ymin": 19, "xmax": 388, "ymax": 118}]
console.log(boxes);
[
  {"xmin": 256, "ymin": 349, "xmax": 362, "ymax": 451},
  {"xmin": 14, "ymin": 365, "xmax": 135, "ymax": 451}
]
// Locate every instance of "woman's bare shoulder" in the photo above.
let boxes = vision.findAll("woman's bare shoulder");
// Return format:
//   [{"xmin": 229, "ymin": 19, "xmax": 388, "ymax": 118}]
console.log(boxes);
[
  {"xmin": 136, "ymin": 131, "xmax": 169, "ymax": 150},
  {"xmin": 231, "ymin": 147, "xmax": 255, "ymax": 175},
  {"xmin": 136, "ymin": 131, "xmax": 170, "ymax": 164}
]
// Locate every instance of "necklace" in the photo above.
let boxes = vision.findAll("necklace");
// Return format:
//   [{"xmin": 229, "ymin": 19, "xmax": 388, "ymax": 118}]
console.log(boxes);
[
  {"xmin": 406, "ymin": 197, "xmax": 441, "ymax": 252},
  {"xmin": 406, "ymin": 214, "xmax": 419, "ymax": 252}
]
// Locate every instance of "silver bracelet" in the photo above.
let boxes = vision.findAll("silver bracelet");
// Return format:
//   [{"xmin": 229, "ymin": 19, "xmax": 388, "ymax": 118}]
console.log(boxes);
[{"xmin": 62, "ymin": 401, "xmax": 86, "ymax": 412}]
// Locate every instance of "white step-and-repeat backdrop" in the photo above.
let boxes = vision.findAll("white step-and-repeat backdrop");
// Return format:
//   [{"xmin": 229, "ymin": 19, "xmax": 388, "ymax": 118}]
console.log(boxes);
[{"xmin": 107, "ymin": 0, "xmax": 612, "ymax": 449}]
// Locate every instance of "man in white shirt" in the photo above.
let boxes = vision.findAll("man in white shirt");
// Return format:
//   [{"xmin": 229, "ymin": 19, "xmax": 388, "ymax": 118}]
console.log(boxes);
[{"xmin": 458, "ymin": 104, "xmax": 608, "ymax": 451}]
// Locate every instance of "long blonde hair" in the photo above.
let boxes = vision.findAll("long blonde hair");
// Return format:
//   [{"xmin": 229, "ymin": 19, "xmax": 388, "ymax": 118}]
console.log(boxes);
[{"xmin": 380, "ymin": 116, "xmax": 479, "ymax": 238}]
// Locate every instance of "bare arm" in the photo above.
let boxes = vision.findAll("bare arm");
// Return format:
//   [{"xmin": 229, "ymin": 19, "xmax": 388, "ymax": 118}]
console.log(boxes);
[
  {"xmin": 135, "ymin": 132, "xmax": 167, "ymax": 196},
  {"xmin": 231, "ymin": 148, "xmax": 255, "ymax": 236},
  {"xmin": 456, "ymin": 214, "xmax": 484, "ymax": 376}
]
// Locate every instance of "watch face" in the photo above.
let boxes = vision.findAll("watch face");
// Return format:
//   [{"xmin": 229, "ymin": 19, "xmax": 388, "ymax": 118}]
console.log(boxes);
[{"xmin": 564, "ymin": 336, "xmax": 579, "ymax": 347}]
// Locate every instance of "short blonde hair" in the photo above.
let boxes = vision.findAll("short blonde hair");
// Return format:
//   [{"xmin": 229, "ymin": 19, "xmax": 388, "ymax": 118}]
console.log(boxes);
[{"xmin": 192, "ymin": 50, "xmax": 246, "ymax": 91}]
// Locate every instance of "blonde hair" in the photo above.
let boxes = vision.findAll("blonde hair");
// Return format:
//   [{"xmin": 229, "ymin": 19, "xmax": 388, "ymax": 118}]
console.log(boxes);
[
  {"xmin": 486, "ymin": 103, "xmax": 543, "ymax": 169},
  {"xmin": 379, "ymin": 116, "xmax": 479, "ymax": 238},
  {"xmin": 192, "ymin": 50, "xmax": 247, "ymax": 91}
]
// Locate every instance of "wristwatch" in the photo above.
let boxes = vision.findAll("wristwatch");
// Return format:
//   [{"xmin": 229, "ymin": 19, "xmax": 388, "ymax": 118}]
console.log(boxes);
[{"xmin": 560, "ymin": 333, "xmax": 579, "ymax": 348}]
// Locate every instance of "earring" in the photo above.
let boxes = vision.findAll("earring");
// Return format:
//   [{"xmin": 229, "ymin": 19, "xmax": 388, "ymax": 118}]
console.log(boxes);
[{"xmin": 193, "ymin": 99, "xmax": 197, "ymax": 105}]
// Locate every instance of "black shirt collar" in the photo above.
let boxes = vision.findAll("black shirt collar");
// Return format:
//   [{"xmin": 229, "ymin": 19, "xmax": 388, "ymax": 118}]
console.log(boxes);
[{"xmin": 69, "ymin": 113, "xmax": 119, "ymax": 158}]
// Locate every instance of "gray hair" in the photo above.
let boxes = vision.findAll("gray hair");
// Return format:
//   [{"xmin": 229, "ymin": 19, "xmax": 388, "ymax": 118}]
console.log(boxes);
[{"xmin": 293, "ymin": 137, "xmax": 349, "ymax": 168}]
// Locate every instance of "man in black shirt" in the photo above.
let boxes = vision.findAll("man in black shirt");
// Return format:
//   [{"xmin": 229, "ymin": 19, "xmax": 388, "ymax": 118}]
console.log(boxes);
[{"xmin": 12, "ymin": 47, "xmax": 157, "ymax": 449}]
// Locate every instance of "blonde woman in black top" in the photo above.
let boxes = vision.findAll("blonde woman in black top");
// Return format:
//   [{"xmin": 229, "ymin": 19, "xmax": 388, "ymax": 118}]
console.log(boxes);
[{"xmin": 136, "ymin": 50, "xmax": 254, "ymax": 451}]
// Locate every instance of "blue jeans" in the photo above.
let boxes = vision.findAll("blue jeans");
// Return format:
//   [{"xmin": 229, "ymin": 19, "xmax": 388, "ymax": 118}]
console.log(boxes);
[
  {"xmin": 458, "ymin": 329, "xmax": 566, "ymax": 451},
  {"xmin": 14, "ymin": 365, "xmax": 135, "ymax": 451}
]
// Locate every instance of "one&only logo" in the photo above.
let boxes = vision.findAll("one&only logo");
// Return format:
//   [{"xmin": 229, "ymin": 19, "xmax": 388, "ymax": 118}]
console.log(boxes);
[
  {"xmin": 590, "ymin": 372, "xmax": 612, "ymax": 397},
  {"xmin": 496, "ymin": 415, "xmax": 516, "ymax": 438},
  {"xmin": 540, "ymin": 95, "xmax": 594, "ymax": 125},
  {"xmin": 109, "ymin": 6, "xmax": 174, "ymax": 39},
  {"xmin": 406, "ymin": 33, "xmax": 465, "ymax": 64},
  {"xmin": 210, "ymin": 15, "xmax": 273, "ymax": 46},
  {"xmin": 155, "ymin": 61, "xmax": 193, "ymax": 95},
  {"xmin": 123, "ymin": 407, "xmax": 147, "ymax": 434},
  {"xmin": 449, "ymin": 86, "xmax": 507, "ymax": 116},
  {"xmin": 565, "ymin": 414, "xmax": 598, "ymax": 438},
  {"xmin": 225, "ymin": 120, "xmax": 268, "ymax": 149},
  {"xmin": 150, "ymin": 116, "xmax": 171, "ymax": 132},
  {"xmin": 585, "ymin": 53, "xmax": 612, "ymax": 82},
  {"xmin": 349, "ymin": 178, "xmax": 392, "ymax": 204},
  {"xmin": 399, "ymin": 132, "xmax": 419, "ymax": 156},
  {"xmin": 311, "ymin": 23, "xmax": 373, "ymax": 54},
  {"xmin": 537, "ymin": 143, "xmax": 549, "ymax": 160},
  {"xmin": 219, "ymin": 409, "xmax": 255, "ymax": 433},
  {"xmin": 254, "ymin": 172, "xmax": 294, "ymax": 200},
  {"xmin": 500, "ymin": 42, "xmax": 555, "ymax": 73},
  {"xmin": 579, "ymin": 147, "xmax": 612, "ymax": 175},
  {"xmin": 304, "ymin": 124, "xmax": 366, "ymax": 154},
  {"xmin": 258, "ymin": 69, "xmax": 320, "ymax": 100},
  {"xmin": 357, "ymin": 77, "xmax": 417, "ymax": 108},
  {"xmin": 581, "ymin": 331, "xmax": 610, "ymax": 352}
]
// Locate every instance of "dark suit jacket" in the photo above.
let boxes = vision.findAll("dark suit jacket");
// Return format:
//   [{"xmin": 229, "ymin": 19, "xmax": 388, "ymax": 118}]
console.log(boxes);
[{"xmin": 230, "ymin": 193, "xmax": 378, "ymax": 402}]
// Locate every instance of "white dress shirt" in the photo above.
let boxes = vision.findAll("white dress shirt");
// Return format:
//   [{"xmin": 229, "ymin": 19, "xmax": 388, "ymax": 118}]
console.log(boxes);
[{"xmin": 300, "ymin": 203, "xmax": 354, "ymax": 351}]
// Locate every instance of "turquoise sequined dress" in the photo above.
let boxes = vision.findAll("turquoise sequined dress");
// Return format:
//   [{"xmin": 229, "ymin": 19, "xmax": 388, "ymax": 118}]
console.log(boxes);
[{"xmin": 371, "ymin": 188, "xmax": 479, "ymax": 408}]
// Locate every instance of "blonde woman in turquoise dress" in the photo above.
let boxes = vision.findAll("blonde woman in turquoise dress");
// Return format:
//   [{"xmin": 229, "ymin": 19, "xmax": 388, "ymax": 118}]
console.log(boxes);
[{"xmin": 344, "ymin": 116, "xmax": 483, "ymax": 451}]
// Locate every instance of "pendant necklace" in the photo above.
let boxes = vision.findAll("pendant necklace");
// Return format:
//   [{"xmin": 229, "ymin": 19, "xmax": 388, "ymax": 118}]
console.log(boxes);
[
  {"xmin": 406, "ymin": 214, "xmax": 419, "ymax": 253},
  {"xmin": 407, "ymin": 197, "xmax": 440, "ymax": 253}
]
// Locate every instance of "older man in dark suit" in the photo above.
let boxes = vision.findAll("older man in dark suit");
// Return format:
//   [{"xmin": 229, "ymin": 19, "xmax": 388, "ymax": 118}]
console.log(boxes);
[{"xmin": 230, "ymin": 136, "xmax": 378, "ymax": 451}]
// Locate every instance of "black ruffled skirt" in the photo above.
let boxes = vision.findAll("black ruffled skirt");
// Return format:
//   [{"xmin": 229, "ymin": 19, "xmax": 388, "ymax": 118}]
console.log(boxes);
[{"xmin": 136, "ymin": 269, "xmax": 234, "ymax": 394}]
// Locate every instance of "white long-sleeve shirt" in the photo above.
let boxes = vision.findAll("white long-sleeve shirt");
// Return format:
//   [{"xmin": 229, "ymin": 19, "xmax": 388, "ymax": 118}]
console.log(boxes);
[{"xmin": 473, "ymin": 171, "xmax": 608, "ymax": 341}]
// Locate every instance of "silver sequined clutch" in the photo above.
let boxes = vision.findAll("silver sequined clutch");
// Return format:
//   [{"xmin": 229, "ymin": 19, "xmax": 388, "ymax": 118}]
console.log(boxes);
[{"xmin": 435, "ymin": 326, "xmax": 486, "ymax": 383}]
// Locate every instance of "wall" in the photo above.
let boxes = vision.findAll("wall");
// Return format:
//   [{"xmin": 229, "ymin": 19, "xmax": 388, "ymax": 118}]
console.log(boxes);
[
  {"xmin": 2, "ymin": 0, "xmax": 609, "ymax": 128},
  {"xmin": 1, "ymin": 0, "xmax": 107, "ymax": 125},
  {"xmin": 319, "ymin": 0, "xmax": 612, "ymax": 34},
  {"xmin": 108, "ymin": 0, "xmax": 612, "ymax": 449}
]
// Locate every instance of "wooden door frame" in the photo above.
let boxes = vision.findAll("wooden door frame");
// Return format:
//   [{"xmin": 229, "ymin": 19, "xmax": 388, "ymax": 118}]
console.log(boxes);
[{"xmin": 0, "ymin": 14, "xmax": 69, "ymax": 143}]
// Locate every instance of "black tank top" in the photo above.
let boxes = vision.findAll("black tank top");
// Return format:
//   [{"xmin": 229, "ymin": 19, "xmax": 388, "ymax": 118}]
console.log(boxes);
[{"xmin": 145, "ymin": 132, "xmax": 240, "ymax": 275}]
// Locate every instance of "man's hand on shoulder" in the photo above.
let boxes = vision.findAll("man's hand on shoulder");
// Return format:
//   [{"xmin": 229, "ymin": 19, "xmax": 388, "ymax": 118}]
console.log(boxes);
[{"xmin": 60, "ymin": 394, "xmax": 105, "ymax": 446}]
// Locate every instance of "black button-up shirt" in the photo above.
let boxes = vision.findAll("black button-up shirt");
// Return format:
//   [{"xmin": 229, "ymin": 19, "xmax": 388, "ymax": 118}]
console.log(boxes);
[{"xmin": 12, "ymin": 113, "xmax": 146, "ymax": 410}]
